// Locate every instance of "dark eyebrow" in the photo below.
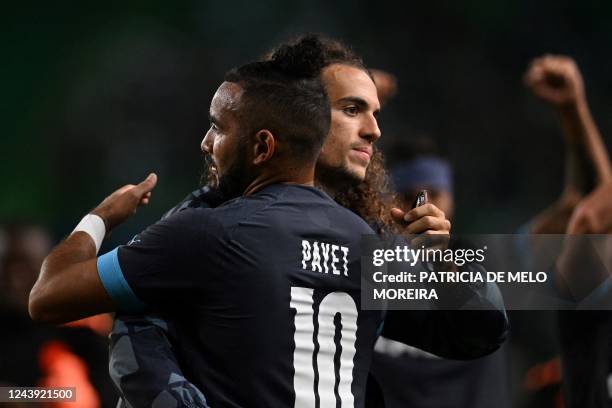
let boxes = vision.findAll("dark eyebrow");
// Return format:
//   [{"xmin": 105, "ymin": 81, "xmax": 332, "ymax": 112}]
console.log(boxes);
[
  {"xmin": 209, "ymin": 113, "xmax": 219, "ymax": 125},
  {"xmin": 336, "ymin": 96, "xmax": 369, "ymax": 110},
  {"xmin": 336, "ymin": 96, "xmax": 381, "ymax": 115}
]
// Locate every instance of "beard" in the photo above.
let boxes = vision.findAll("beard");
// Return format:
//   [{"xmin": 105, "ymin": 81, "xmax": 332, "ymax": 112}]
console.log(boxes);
[
  {"xmin": 217, "ymin": 144, "xmax": 251, "ymax": 201},
  {"xmin": 315, "ymin": 159, "xmax": 363, "ymax": 196},
  {"xmin": 200, "ymin": 154, "xmax": 218, "ymax": 189}
]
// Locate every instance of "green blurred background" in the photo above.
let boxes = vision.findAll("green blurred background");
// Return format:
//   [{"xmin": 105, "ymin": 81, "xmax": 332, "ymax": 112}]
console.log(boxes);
[{"xmin": 2, "ymin": 0, "xmax": 612, "ymax": 246}]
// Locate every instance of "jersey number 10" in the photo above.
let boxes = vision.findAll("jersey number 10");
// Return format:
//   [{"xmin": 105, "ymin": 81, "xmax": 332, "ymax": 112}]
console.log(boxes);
[{"xmin": 290, "ymin": 286, "xmax": 358, "ymax": 407}]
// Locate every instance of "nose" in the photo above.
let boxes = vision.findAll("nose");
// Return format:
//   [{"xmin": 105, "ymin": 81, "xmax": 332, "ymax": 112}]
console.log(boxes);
[
  {"xmin": 201, "ymin": 129, "xmax": 214, "ymax": 154},
  {"xmin": 360, "ymin": 113, "xmax": 381, "ymax": 143}
]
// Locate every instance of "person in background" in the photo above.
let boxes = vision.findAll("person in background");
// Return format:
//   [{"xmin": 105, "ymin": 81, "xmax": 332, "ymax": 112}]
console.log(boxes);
[
  {"xmin": 391, "ymin": 152, "xmax": 454, "ymax": 219},
  {"xmin": 369, "ymin": 140, "xmax": 509, "ymax": 408},
  {"xmin": 524, "ymin": 54, "xmax": 610, "ymax": 235},
  {"xmin": 523, "ymin": 54, "xmax": 612, "ymax": 408},
  {"xmin": 0, "ymin": 223, "xmax": 116, "ymax": 407}
]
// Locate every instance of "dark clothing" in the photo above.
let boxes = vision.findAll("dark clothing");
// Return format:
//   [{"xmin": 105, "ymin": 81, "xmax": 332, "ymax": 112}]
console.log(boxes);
[
  {"xmin": 558, "ymin": 311, "xmax": 612, "ymax": 408},
  {"xmin": 100, "ymin": 184, "xmax": 383, "ymax": 408},
  {"xmin": 369, "ymin": 337, "xmax": 509, "ymax": 408},
  {"xmin": 109, "ymin": 186, "xmax": 508, "ymax": 408}
]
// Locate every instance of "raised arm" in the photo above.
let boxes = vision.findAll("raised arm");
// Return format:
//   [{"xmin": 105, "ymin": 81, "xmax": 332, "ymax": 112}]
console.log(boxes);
[
  {"xmin": 555, "ymin": 181, "xmax": 612, "ymax": 301},
  {"xmin": 29, "ymin": 173, "xmax": 158, "ymax": 324},
  {"xmin": 525, "ymin": 55, "xmax": 611, "ymax": 233}
]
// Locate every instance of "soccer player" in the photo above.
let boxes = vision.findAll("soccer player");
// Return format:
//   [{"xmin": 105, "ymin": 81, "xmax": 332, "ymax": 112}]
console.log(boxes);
[
  {"xmin": 102, "ymin": 36, "xmax": 507, "ymax": 408},
  {"xmin": 30, "ymin": 56, "xmax": 394, "ymax": 407}
]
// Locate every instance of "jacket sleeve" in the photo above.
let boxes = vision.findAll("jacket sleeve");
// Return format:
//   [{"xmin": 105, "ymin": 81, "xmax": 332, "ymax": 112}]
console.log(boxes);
[
  {"xmin": 381, "ymin": 262, "xmax": 509, "ymax": 360},
  {"xmin": 110, "ymin": 314, "xmax": 210, "ymax": 408}
]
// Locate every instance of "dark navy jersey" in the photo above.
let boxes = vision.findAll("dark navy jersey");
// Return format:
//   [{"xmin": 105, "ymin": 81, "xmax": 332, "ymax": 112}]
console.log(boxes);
[{"xmin": 99, "ymin": 184, "xmax": 385, "ymax": 408}]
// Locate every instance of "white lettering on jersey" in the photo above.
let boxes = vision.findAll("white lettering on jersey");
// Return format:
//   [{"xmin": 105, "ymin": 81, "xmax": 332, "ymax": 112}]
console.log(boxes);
[{"xmin": 301, "ymin": 240, "xmax": 349, "ymax": 277}]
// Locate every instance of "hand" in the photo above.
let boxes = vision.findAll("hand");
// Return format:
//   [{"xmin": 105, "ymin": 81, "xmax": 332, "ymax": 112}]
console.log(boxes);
[
  {"xmin": 371, "ymin": 69, "xmax": 398, "ymax": 107},
  {"xmin": 391, "ymin": 203, "xmax": 451, "ymax": 235},
  {"xmin": 92, "ymin": 173, "xmax": 158, "ymax": 231},
  {"xmin": 391, "ymin": 203, "xmax": 451, "ymax": 262},
  {"xmin": 391, "ymin": 203, "xmax": 451, "ymax": 248},
  {"xmin": 524, "ymin": 54, "xmax": 585, "ymax": 108}
]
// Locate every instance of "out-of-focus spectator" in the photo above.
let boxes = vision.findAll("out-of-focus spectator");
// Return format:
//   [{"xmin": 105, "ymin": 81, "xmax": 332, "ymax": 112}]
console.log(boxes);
[
  {"xmin": 524, "ymin": 54, "xmax": 610, "ymax": 234},
  {"xmin": 391, "ymin": 155, "xmax": 454, "ymax": 219},
  {"xmin": 524, "ymin": 54, "xmax": 612, "ymax": 408},
  {"xmin": 0, "ymin": 225, "xmax": 51, "ymax": 313},
  {"xmin": 0, "ymin": 224, "xmax": 116, "ymax": 407},
  {"xmin": 370, "ymin": 140, "xmax": 509, "ymax": 408}
]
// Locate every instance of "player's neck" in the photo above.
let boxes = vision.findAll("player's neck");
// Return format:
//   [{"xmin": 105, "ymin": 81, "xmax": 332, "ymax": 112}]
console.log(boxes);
[{"xmin": 242, "ymin": 167, "xmax": 315, "ymax": 196}]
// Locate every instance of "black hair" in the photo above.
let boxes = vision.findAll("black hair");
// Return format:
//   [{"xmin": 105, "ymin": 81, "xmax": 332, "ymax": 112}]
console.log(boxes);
[
  {"xmin": 224, "ymin": 58, "xmax": 330, "ymax": 163},
  {"xmin": 267, "ymin": 34, "xmax": 371, "ymax": 78}
]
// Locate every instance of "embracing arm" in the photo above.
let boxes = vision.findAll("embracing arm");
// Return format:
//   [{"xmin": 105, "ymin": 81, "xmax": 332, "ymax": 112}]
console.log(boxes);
[
  {"xmin": 382, "ymin": 201, "xmax": 509, "ymax": 359},
  {"xmin": 29, "ymin": 174, "xmax": 158, "ymax": 324},
  {"xmin": 111, "ymin": 314, "xmax": 209, "ymax": 408},
  {"xmin": 382, "ymin": 299, "xmax": 509, "ymax": 360},
  {"xmin": 113, "ymin": 187, "xmax": 219, "ymax": 407},
  {"xmin": 29, "ymin": 234, "xmax": 114, "ymax": 323}
]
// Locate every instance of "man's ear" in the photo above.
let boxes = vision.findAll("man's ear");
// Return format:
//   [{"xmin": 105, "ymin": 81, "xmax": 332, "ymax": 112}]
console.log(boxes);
[{"xmin": 252, "ymin": 129, "xmax": 275, "ymax": 165}]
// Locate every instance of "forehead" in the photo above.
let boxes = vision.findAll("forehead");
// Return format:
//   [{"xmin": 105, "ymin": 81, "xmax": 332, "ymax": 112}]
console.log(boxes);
[
  {"xmin": 321, "ymin": 64, "xmax": 380, "ymax": 109},
  {"xmin": 210, "ymin": 81, "xmax": 244, "ymax": 116}
]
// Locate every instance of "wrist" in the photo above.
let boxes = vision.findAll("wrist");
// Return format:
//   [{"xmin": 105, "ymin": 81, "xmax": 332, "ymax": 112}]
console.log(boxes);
[
  {"xmin": 72, "ymin": 214, "xmax": 107, "ymax": 253},
  {"xmin": 90, "ymin": 208, "xmax": 112, "ymax": 231},
  {"xmin": 556, "ymin": 93, "xmax": 587, "ymax": 115}
]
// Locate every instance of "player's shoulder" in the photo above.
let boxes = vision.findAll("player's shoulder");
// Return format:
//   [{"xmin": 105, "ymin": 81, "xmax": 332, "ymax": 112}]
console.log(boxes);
[
  {"xmin": 157, "ymin": 205, "xmax": 223, "ymax": 237},
  {"xmin": 161, "ymin": 186, "xmax": 225, "ymax": 220},
  {"xmin": 249, "ymin": 184, "xmax": 375, "ymax": 234}
]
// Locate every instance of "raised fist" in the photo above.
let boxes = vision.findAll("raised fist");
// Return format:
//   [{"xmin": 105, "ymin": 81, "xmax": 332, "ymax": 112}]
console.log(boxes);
[{"xmin": 524, "ymin": 55, "xmax": 585, "ymax": 107}]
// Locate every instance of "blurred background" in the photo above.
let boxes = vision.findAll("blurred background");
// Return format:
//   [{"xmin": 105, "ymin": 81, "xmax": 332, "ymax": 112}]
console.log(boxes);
[
  {"xmin": 3, "ymin": 0, "xmax": 612, "ymax": 239},
  {"xmin": 2, "ymin": 1, "xmax": 612, "ymax": 407}
]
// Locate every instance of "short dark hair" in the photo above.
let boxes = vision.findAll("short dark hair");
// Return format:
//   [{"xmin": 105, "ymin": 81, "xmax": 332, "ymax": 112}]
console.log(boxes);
[
  {"xmin": 224, "ymin": 59, "xmax": 330, "ymax": 163},
  {"xmin": 267, "ymin": 34, "xmax": 370, "ymax": 78}
]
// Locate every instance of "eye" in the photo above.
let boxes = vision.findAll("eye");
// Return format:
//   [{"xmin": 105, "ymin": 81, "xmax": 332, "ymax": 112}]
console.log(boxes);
[
  {"xmin": 209, "ymin": 122, "xmax": 218, "ymax": 131},
  {"xmin": 343, "ymin": 106, "xmax": 358, "ymax": 117}
]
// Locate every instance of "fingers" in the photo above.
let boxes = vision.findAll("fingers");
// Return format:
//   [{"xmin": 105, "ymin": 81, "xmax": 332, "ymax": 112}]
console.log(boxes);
[
  {"xmin": 116, "ymin": 174, "xmax": 157, "ymax": 197},
  {"xmin": 115, "ymin": 174, "xmax": 157, "ymax": 207},
  {"xmin": 115, "ymin": 184, "xmax": 136, "ymax": 195},
  {"xmin": 526, "ymin": 55, "xmax": 575, "ymax": 77},
  {"xmin": 140, "ymin": 191, "xmax": 152, "ymax": 206},
  {"xmin": 403, "ymin": 203, "xmax": 445, "ymax": 223},
  {"xmin": 390, "ymin": 207, "xmax": 406, "ymax": 223},
  {"xmin": 525, "ymin": 55, "xmax": 581, "ymax": 97},
  {"xmin": 404, "ymin": 215, "xmax": 451, "ymax": 235},
  {"xmin": 132, "ymin": 173, "xmax": 158, "ymax": 197},
  {"xmin": 524, "ymin": 61, "xmax": 544, "ymax": 87},
  {"xmin": 411, "ymin": 233, "xmax": 450, "ymax": 251},
  {"xmin": 391, "ymin": 204, "xmax": 450, "ymax": 233}
]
